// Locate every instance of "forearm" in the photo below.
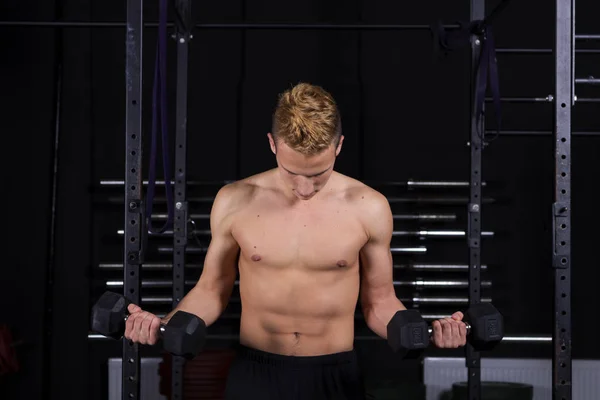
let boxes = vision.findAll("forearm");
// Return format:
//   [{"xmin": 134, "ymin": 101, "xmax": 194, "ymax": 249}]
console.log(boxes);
[
  {"xmin": 362, "ymin": 295, "xmax": 407, "ymax": 339},
  {"xmin": 162, "ymin": 282, "xmax": 232, "ymax": 327}
]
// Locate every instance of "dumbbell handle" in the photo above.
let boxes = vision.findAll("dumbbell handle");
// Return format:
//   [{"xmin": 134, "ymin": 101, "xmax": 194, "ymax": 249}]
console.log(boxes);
[
  {"xmin": 427, "ymin": 322, "xmax": 471, "ymax": 336},
  {"xmin": 122, "ymin": 311, "xmax": 206, "ymax": 359},
  {"xmin": 121, "ymin": 315, "xmax": 169, "ymax": 338}
]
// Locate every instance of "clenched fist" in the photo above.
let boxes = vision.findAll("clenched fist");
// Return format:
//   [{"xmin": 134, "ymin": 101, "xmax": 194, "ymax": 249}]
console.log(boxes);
[
  {"xmin": 123, "ymin": 304, "xmax": 163, "ymax": 345},
  {"xmin": 431, "ymin": 311, "xmax": 468, "ymax": 348}
]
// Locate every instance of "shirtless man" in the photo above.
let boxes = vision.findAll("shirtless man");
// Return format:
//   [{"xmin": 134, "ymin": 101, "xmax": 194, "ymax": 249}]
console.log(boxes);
[{"xmin": 124, "ymin": 83, "xmax": 467, "ymax": 399}]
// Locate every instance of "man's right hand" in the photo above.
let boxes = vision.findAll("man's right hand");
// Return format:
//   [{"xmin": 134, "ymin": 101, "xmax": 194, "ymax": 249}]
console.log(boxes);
[{"xmin": 124, "ymin": 304, "xmax": 163, "ymax": 345}]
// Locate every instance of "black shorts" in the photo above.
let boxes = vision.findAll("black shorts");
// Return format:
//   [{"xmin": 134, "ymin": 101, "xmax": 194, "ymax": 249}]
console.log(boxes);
[{"xmin": 224, "ymin": 345, "xmax": 366, "ymax": 400}]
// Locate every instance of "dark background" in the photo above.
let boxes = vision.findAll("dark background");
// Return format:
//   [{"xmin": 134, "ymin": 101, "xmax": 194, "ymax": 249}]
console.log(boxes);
[{"xmin": 2, "ymin": 0, "xmax": 599, "ymax": 399}]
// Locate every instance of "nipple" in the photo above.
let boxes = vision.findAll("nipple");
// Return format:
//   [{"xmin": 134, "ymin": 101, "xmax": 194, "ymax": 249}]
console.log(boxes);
[
  {"xmin": 336, "ymin": 260, "xmax": 348, "ymax": 268},
  {"xmin": 251, "ymin": 254, "xmax": 262, "ymax": 262}
]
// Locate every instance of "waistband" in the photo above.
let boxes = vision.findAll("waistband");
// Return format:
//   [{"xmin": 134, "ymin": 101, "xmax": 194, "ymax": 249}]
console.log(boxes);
[{"xmin": 236, "ymin": 344, "xmax": 357, "ymax": 367}]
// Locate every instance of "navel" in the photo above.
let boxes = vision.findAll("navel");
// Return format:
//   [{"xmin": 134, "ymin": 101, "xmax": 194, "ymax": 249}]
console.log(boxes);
[
  {"xmin": 251, "ymin": 254, "xmax": 262, "ymax": 262},
  {"xmin": 336, "ymin": 260, "xmax": 348, "ymax": 268}
]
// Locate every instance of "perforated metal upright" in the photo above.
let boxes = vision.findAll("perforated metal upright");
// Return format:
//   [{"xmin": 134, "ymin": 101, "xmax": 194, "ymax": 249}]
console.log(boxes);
[
  {"xmin": 172, "ymin": 1, "xmax": 193, "ymax": 398},
  {"xmin": 553, "ymin": 0, "xmax": 573, "ymax": 399},
  {"xmin": 467, "ymin": 1, "xmax": 485, "ymax": 399},
  {"xmin": 123, "ymin": 0, "xmax": 144, "ymax": 399}
]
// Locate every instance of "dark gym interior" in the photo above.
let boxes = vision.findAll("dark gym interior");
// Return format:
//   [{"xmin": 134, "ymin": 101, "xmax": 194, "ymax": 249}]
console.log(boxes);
[{"xmin": 1, "ymin": 0, "xmax": 599, "ymax": 399}]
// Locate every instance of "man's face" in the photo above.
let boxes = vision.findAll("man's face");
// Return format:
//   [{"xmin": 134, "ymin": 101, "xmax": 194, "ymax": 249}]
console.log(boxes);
[{"xmin": 268, "ymin": 134, "xmax": 343, "ymax": 200}]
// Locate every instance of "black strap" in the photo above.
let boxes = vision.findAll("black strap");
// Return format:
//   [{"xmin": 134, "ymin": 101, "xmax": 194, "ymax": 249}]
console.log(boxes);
[
  {"xmin": 431, "ymin": 20, "xmax": 475, "ymax": 59},
  {"xmin": 173, "ymin": 0, "xmax": 193, "ymax": 40},
  {"xmin": 431, "ymin": 2, "xmax": 510, "ymax": 143},
  {"xmin": 146, "ymin": 0, "xmax": 174, "ymax": 234},
  {"xmin": 475, "ymin": 25, "xmax": 501, "ymax": 141}
]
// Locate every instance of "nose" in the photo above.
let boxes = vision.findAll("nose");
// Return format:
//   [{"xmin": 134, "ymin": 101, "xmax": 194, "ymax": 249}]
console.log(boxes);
[{"xmin": 295, "ymin": 179, "xmax": 314, "ymax": 197}]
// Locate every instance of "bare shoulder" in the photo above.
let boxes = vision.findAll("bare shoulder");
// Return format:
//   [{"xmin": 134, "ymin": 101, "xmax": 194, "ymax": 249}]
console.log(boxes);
[
  {"xmin": 334, "ymin": 173, "xmax": 393, "ymax": 238},
  {"xmin": 212, "ymin": 170, "xmax": 276, "ymax": 217},
  {"xmin": 336, "ymin": 173, "xmax": 390, "ymax": 214}
]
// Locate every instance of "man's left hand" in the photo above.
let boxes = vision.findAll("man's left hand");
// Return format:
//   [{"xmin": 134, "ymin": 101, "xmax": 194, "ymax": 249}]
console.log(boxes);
[{"xmin": 431, "ymin": 312, "xmax": 467, "ymax": 348}]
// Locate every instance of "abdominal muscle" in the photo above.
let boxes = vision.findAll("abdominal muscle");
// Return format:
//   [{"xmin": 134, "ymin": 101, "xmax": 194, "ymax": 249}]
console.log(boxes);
[{"xmin": 237, "ymin": 265, "xmax": 359, "ymax": 356}]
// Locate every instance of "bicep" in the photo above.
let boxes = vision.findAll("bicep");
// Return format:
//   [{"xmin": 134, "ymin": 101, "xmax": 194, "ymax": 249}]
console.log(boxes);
[
  {"xmin": 198, "ymin": 230, "xmax": 239, "ymax": 290},
  {"xmin": 196, "ymin": 186, "xmax": 240, "ymax": 290},
  {"xmin": 359, "ymin": 192, "xmax": 395, "ymax": 305}
]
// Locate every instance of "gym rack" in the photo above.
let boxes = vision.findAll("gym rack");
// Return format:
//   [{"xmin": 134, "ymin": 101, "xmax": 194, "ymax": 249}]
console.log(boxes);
[
  {"xmin": 553, "ymin": 0, "xmax": 574, "ymax": 399},
  {"xmin": 106, "ymin": 0, "xmax": 592, "ymax": 399},
  {"xmin": 123, "ymin": 1, "xmax": 143, "ymax": 398}
]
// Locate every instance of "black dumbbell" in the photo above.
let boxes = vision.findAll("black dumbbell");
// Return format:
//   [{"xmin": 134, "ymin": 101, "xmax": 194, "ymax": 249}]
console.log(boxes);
[
  {"xmin": 91, "ymin": 291, "xmax": 206, "ymax": 359},
  {"xmin": 461, "ymin": 303, "xmax": 504, "ymax": 351},
  {"xmin": 387, "ymin": 303, "xmax": 504, "ymax": 357}
]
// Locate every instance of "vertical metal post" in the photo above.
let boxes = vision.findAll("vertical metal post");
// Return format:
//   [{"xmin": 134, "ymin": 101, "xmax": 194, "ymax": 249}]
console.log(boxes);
[
  {"xmin": 553, "ymin": 1, "xmax": 573, "ymax": 399},
  {"xmin": 468, "ymin": 1, "xmax": 485, "ymax": 400},
  {"xmin": 173, "ymin": 1, "xmax": 192, "ymax": 398},
  {"xmin": 124, "ymin": 0, "xmax": 144, "ymax": 399}
]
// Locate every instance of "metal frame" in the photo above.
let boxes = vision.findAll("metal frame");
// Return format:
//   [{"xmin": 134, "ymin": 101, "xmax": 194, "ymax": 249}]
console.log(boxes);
[
  {"xmin": 553, "ymin": 1, "xmax": 573, "ymax": 399},
  {"xmin": 3, "ymin": 2, "xmax": 587, "ymax": 398},
  {"xmin": 171, "ymin": 1, "xmax": 192, "ymax": 398},
  {"xmin": 123, "ymin": 0, "xmax": 144, "ymax": 399},
  {"xmin": 0, "ymin": 21, "xmax": 456, "ymax": 30},
  {"xmin": 468, "ymin": 1, "xmax": 485, "ymax": 399}
]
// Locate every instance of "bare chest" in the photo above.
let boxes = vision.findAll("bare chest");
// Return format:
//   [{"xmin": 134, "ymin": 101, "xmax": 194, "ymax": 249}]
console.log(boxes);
[{"xmin": 233, "ymin": 205, "xmax": 366, "ymax": 270}]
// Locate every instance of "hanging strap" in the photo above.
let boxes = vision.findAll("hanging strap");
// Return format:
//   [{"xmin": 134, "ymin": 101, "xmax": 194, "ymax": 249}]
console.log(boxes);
[
  {"xmin": 146, "ymin": 0, "xmax": 174, "ymax": 234},
  {"xmin": 474, "ymin": 25, "xmax": 501, "ymax": 141},
  {"xmin": 431, "ymin": 1, "xmax": 511, "ymax": 143}
]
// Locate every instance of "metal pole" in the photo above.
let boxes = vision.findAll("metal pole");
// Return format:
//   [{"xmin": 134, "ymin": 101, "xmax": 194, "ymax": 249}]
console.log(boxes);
[
  {"xmin": 123, "ymin": 0, "xmax": 144, "ymax": 399},
  {"xmin": 101, "ymin": 179, "xmax": 483, "ymax": 187},
  {"xmin": 146, "ymin": 212, "xmax": 459, "ymax": 221},
  {"xmin": 104, "ymin": 194, "xmax": 497, "ymax": 205},
  {"xmin": 484, "ymin": 130, "xmax": 600, "ymax": 136},
  {"xmin": 135, "ymin": 295, "xmax": 493, "ymax": 305},
  {"xmin": 574, "ymin": 77, "xmax": 600, "ymax": 84},
  {"xmin": 0, "ymin": 21, "xmax": 458, "ymax": 30},
  {"xmin": 88, "ymin": 333, "xmax": 552, "ymax": 342},
  {"xmin": 156, "ymin": 245, "xmax": 429, "ymax": 254},
  {"xmin": 553, "ymin": 0, "xmax": 573, "ymax": 399},
  {"xmin": 99, "ymin": 262, "xmax": 489, "ymax": 271},
  {"xmin": 105, "ymin": 279, "xmax": 493, "ymax": 289},
  {"xmin": 575, "ymin": 34, "xmax": 600, "ymax": 40},
  {"xmin": 495, "ymin": 48, "xmax": 600, "ymax": 54},
  {"xmin": 118, "ymin": 229, "xmax": 494, "ymax": 237},
  {"xmin": 171, "ymin": 0, "xmax": 192, "ymax": 397},
  {"xmin": 469, "ymin": 1, "xmax": 485, "ymax": 399}
]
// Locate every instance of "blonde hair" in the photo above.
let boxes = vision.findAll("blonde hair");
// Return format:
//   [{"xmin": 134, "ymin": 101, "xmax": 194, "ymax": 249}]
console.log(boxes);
[{"xmin": 272, "ymin": 83, "xmax": 341, "ymax": 155}]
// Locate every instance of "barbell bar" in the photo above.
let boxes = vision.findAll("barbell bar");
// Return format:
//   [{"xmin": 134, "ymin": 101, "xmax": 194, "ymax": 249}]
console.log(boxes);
[
  {"xmin": 99, "ymin": 262, "xmax": 488, "ymax": 271},
  {"xmin": 86, "ymin": 333, "xmax": 552, "ymax": 343},
  {"xmin": 105, "ymin": 279, "xmax": 492, "ymax": 289}
]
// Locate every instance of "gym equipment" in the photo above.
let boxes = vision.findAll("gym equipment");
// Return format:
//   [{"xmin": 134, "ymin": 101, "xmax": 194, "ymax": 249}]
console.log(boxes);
[
  {"xmin": 130, "ymin": 295, "xmax": 493, "ymax": 306},
  {"xmin": 451, "ymin": 381, "xmax": 533, "ymax": 400},
  {"xmin": 387, "ymin": 303, "xmax": 504, "ymax": 357},
  {"xmin": 91, "ymin": 291, "xmax": 206, "ymax": 359},
  {"xmin": 104, "ymin": 278, "xmax": 492, "ymax": 289},
  {"xmin": 98, "ymin": 262, "xmax": 489, "ymax": 271}
]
